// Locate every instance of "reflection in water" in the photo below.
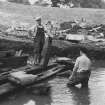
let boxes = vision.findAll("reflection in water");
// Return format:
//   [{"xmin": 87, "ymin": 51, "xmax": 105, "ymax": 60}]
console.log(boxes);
[
  {"xmin": 0, "ymin": 90, "xmax": 52, "ymax": 105},
  {"xmin": 24, "ymin": 95, "xmax": 52, "ymax": 105},
  {"xmin": 69, "ymin": 87, "xmax": 90, "ymax": 105},
  {"xmin": 32, "ymin": 95, "xmax": 52, "ymax": 105}
]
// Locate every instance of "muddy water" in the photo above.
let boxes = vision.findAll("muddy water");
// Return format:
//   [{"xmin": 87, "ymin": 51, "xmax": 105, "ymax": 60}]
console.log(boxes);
[{"xmin": 0, "ymin": 60, "xmax": 105, "ymax": 105}]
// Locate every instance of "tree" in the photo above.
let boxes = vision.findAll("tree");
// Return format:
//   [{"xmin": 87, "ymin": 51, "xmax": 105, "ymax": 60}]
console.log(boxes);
[
  {"xmin": 71, "ymin": 0, "xmax": 105, "ymax": 8},
  {"xmin": 51, "ymin": 0, "xmax": 60, "ymax": 7},
  {"xmin": 80, "ymin": 0, "xmax": 103, "ymax": 8}
]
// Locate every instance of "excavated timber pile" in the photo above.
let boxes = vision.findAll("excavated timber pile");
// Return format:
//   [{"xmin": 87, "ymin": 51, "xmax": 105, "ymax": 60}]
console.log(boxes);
[
  {"xmin": 52, "ymin": 40, "xmax": 105, "ymax": 59},
  {"xmin": 0, "ymin": 32, "xmax": 105, "ymax": 59},
  {"xmin": 79, "ymin": 42, "xmax": 105, "ymax": 59},
  {"xmin": 0, "ymin": 33, "xmax": 33, "ymax": 53}
]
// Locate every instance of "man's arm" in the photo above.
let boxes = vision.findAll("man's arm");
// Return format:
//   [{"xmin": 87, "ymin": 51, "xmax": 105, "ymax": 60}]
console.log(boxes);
[
  {"xmin": 69, "ymin": 58, "xmax": 79, "ymax": 79},
  {"xmin": 33, "ymin": 26, "xmax": 37, "ymax": 37},
  {"xmin": 28, "ymin": 25, "xmax": 37, "ymax": 38},
  {"xmin": 44, "ymin": 25, "xmax": 53, "ymax": 38}
]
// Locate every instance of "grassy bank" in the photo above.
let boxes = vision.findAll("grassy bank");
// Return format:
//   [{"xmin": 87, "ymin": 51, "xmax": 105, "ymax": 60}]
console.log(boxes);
[{"xmin": 0, "ymin": 2, "xmax": 105, "ymax": 27}]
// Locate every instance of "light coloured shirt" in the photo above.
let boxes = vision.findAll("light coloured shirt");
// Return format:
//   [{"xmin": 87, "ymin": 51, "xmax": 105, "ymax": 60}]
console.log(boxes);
[
  {"xmin": 74, "ymin": 54, "xmax": 91, "ymax": 72},
  {"xmin": 29, "ymin": 24, "xmax": 44, "ymax": 37},
  {"xmin": 45, "ymin": 24, "xmax": 54, "ymax": 38}
]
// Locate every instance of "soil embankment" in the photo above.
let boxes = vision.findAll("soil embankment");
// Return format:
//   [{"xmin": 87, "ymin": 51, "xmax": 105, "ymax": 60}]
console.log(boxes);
[{"xmin": 0, "ymin": 34, "xmax": 105, "ymax": 60}]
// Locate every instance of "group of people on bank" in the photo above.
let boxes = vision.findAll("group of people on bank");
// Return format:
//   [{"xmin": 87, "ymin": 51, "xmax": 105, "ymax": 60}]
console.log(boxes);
[{"xmin": 32, "ymin": 16, "xmax": 92, "ymax": 88}]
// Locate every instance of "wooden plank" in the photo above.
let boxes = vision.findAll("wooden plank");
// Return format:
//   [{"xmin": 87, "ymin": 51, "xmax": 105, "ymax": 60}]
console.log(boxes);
[
  {"xmin": 0, "ymin": 55, "xmax": 28, "ymax": 69},
  {"xmin": 0, "ymin": 50, "xmax": 15, "ymax": 58},
  {"xmin": 0, "ymin": 65, "xmax": 64, "ymax": 96},
  {"xmin": 0, "ymin": 65, "xmax": 42, "ymax": 84},
  {"xmin": 57, "ymin": 70, "xmax": 72, "ymax": 77},
  {"xmin": 40, "ymin": 37, "xmax": 52, "ymax": 68},
  {"xmin": 55, "ymin": 57, "xmax": 74, "ymax": 72},
  {"xmin": 9, "ymin": 65, "xmax": 64, "ymax": 86},
  {"xmin": 0, "ymin": 62, "xmax": 57, "ymax": 85}
]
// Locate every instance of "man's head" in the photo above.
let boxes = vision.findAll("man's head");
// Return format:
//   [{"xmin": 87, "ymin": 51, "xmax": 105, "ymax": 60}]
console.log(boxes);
[
  {"xmin": 35, "ymin": 16, "xmax": 41, "ymax": 25},
  {"xmin": 47, "ymin": 21, "xmax": 51, "ymax": 24},
  {"xmin": 46, "ymin": 21, "xmax": 52, "ymax": 26},
  {"xmin": 80, "ymin": 47, "xmax": 88, "ymax": 56}
]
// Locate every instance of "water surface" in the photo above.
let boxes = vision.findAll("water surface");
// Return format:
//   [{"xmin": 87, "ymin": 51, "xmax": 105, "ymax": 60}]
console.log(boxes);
[{"xmin": 0, "ymin": 60, "xmax": 105, "ymax": 105}]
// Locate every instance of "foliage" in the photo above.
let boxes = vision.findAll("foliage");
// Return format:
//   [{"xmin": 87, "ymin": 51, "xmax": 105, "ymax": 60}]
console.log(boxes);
[
  {"xmin": 8, "ymin": 0, "xmax": 30, "ymax": 5},
  {"xmin": 50, "ymin": 0, "xmax": 105, "ymax": 8}
]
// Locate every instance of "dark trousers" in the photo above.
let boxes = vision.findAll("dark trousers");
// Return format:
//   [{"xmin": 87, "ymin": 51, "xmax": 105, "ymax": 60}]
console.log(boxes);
[{"xmin": 68, "ymin": 70, "xmax": 91, "ymax": 87}]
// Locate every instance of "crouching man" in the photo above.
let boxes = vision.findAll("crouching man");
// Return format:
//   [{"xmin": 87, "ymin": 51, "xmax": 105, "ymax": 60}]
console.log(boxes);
[{"xmin": 67, "ymin": 47, "xmax": 91, "ymax": 88}]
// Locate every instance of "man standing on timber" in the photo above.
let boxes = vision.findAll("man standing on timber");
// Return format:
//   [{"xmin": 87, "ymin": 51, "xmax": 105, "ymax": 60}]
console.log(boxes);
[
  {"xmin": 39, "ymin": 21, "xmax": 54, "ymax": 68},
  {"xmin": 33, "ymin": 16, "xmax": 45, "ymax": 65},
  {"xmin": 67, "ymin": 47, "xmax": 91, "ymax": 88}
]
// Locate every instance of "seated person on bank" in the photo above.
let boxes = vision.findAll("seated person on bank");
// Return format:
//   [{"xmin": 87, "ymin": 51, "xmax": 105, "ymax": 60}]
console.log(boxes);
[{"xmin": 67, "ymin": 47, "xmax": 91, "ymax": 88}]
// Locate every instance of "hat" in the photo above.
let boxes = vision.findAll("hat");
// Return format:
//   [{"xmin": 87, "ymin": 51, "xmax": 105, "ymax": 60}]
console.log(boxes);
[{"xmin": 35, "ymin": 16, "xmax": 41, "ymax": 21}]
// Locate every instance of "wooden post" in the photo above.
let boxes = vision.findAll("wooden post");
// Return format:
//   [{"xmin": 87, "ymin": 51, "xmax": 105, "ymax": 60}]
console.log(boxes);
[{"xmin": 40, "ymin": 37, "xmax": 52, "ymax": 69}]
